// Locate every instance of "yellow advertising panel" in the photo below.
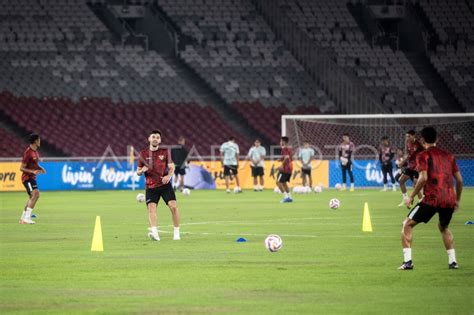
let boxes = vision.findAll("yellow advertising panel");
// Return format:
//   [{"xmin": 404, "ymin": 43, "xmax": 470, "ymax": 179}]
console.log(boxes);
[
  {"xmin": 0, "ymin": 162, "xmax": 24, "ymax": 192},
  {"xmin": 195, "ymin": 160, "xmax": 329, "ymax": 190}
]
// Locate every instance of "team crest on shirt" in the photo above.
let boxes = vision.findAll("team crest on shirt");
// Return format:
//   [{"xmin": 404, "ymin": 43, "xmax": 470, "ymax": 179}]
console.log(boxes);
[{"xmin": 158, "ymin": 155, "xmax": 164, "ymax": 160}]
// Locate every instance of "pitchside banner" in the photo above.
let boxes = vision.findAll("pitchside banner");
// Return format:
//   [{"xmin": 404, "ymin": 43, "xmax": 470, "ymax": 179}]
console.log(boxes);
[
  {"xmin": 0, "ymin": 162, "xmax": 24, "ymax": 191},
  {"xmin": 0, "ymin": 159, "xmax": 472, "ymax": 191},
  {"xmin": 328, "ymin": 159, "xmax": 474, "ymax": 187},
  {"xmin": 189, "ymin": 160, "xmax": 329, "ymax": 190}
]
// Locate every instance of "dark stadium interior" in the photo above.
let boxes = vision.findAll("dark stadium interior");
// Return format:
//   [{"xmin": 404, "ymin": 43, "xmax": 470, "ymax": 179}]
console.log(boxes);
[{"xmin": 0, "ymin": 0, "xmax": 472, "ymax": 157}]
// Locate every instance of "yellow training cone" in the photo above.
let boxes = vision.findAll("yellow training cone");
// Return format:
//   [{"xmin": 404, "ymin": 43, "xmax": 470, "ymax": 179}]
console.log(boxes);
[
  {"xmin": 91, "ymin": 216, "xmax": 104, "ymax": 251},
  {"xmin": 362, "ymin": 202, "xmax": 373, "ymax": 232}
]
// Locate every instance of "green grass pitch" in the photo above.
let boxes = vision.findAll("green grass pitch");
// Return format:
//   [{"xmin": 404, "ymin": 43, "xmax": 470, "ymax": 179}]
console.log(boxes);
[{"xmin": 1, "ymin": 189, "xmax": 473, "ymax": 314}]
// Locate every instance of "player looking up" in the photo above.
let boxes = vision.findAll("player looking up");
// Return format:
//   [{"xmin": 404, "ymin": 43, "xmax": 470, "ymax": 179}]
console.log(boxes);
[{"xmin": 137, "ymin": 130, "xmax": 181, "ymax": 241}]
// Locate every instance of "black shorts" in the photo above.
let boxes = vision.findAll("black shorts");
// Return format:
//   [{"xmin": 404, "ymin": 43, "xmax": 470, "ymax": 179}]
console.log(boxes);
[
  {"xmin": 174, "ymin": 167, "xmax": 186, "ymax": 176},
  {"xmin": 251, "ymin": 166, "xmax": 264, "ymax": 177},
  {"xmin": 301, "ymin": 168, "xmax": 311, "ymax": 176},
  {"xmin": 402, "ymin": 168, "xmax": 419, "ymax": 181},
  {"xmin": 277, "ymin": 172, "xmax": 291, "ymax": 183},
  {"xmin": 23, "ymin": 179, "xmax": 38, "ymax": 196},
  {"xmin": 407, "ymin": 202, "xmax": 454, "ymax": 226},
  {"xmin": 145, "ymin": 184, "xmax": 176, "ymax": 205},
  {"xmin": 224, "ymin": 165, "xmax": 238, "ymax": 176}
]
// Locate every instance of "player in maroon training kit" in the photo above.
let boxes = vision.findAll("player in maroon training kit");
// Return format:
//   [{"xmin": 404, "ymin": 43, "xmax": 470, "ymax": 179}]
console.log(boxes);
[
  {"xmin": 398, "ymin": 130, "xmax": 424, "ymax": 207},
  {"xmin": 276, "ymin": 136, "xmax": 293, "ymax": 203},
  {"xmin": 137, "ymin": 130, "xmax": 181, "ymax": 241},
  {"xmin": 19, "ymin": 133, "xmax": 46, "ymax": 224},
  {"xmin": 399, "ymin": 127, "xmax": 463, "ymax": 270}
]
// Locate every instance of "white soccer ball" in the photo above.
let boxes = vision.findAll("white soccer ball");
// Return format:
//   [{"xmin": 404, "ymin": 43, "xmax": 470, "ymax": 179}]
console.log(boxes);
[
  {"xmin": 233, "ymin": 187, "xmax": 241, "ymax": 193},
  {"xmin": 329, "ymin": 198, "xmax": 340, "ymax": 209},
  {"xmin": 273, "ymin": 186, "xmax": 282, "ymax": 194},
  {"xmin": 303, "ymin": 186, "xmax": 312, "ymax": 193},
  {"xmin": 264, "ymin": 234, "xmax": 283, "ymax": 252},
  {"xmin": 136, "ymin": 193, "xmax": 146, "ymax": 203},
  {"xmin": 182, "ymin": 188, "xmax": 191, "ymax": 195},
  {"xmin": 314, "ymin": 186, "xmax": 322, "ymax": 193},
  {"xmin": 334, "ymin": 183, "xmax": 342, "ymax": 190}
]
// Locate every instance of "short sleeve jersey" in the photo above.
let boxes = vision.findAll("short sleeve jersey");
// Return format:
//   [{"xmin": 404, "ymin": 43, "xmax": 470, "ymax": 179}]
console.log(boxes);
[
  {"xmin": 379, "ymin": 144, "xmax": 394, "ymax": 163},
  {"xmin": 21, "ymin": 147, "xmax": 40, "ymax": 182},
  {"xmin": 406, "ymin": 140, "xmax": 423, "ymax": 170},
  {"xmin": 220, "ymin": 141, "xmax": 239, "ymax": 166},
  {"xmin": 247, "ymin": 146, "xmax": 266, "ymax": 167},
  {"xmin": 416, "ymin": 147, "xmax": 459, "ymax": 208},
  {"xmin": 338, "ymin": 142, "xmax": 355, "ymax": 159},
  {"xmin": 280, "ymin": 147, "xmax": 293, "ymax": 174},
  {"xmin": 298, "ymin": 147, "xmax": 315, "ymax": 166},
  {"xmin": 138, "ymin": 148, "xmax": 171, "ymax": 189}
]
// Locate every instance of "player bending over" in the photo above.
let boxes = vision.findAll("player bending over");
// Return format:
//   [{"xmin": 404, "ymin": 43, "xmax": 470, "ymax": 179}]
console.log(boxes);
[
  {"xmin": 398, "ymin": 130, "xmax": 423, "ymax": 207},
  {"xmin": 247, "ymin": 139, "xmax": 266, "ymax": 191},
  {"xmin": 276, "ymin": 136, "xmax": 293, "ymax": 203},
  {"xmin": 338, "ymin": 133, "xmax": 355, "ymax": 191},
  {"xmin": 137, "ymin": 130, "xmax": 181, "ymax": 241},
  {"xmin": 378, "ymin": 136, "xmax": 396, "ymax": 191},
  {"xmin": 298, "ymin": 141, "xmax": 315, "ymax": 188},
  {"xmin": 19, "ymin": 133, "xmax": 46, "ymax": 224},
  {"xmin": 399, "ymin": 126, "xmax": 463, "ymax": 270}
]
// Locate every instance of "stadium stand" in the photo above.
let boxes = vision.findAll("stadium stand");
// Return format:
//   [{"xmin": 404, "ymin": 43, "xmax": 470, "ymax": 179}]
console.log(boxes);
[
  {"xmin": 0, "ymin": 127, "xmax": 30, "ymax": 158},
  {"xmin": 0, "ymin": 91, "xmax": 250, "ymax": 157},
  {"xmin": 0, "ymin": 0, "xmax": 199, "ymax": 103},
  {"xmin": 284, "ymin": 0, "xmax": 441, "ymax": 114},
  {"xmin": 415, "ymin": 0, "xmax": 474, "ymax": 111},
  {"xmin": 1, "ymin": 0, "xmax": 470, "ymax": 159},
  {"xmin": 156, "ymin": 0, "xmax": 332, "ymax": 111}
]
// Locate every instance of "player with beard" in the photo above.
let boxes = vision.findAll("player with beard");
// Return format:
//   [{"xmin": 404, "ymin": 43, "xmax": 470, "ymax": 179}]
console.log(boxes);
[{"xmin": 137, "ymin": 130, "xmax": 181, "ymax": 241}]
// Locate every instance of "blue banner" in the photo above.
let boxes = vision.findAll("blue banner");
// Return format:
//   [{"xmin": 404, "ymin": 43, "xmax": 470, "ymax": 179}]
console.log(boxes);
[
  {"xmin": 329, "ymin": 159, "xmax": 474, "ymax": 187},
  {"xmin": 37, "ymin": 161, "xmax": 144, "ymax": 190},
  {"xmin": 19, "ymin": 159, "xmax": 474, "ymax": 191}
]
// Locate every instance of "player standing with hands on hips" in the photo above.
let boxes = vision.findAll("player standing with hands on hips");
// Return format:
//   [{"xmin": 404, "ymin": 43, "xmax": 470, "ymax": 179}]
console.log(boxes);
[
  {"xmin": 137, "ymin": 130, "xmax": 181, "ymax": 241},
  {"xmin": 399, "ymin": 126, "xmax": 463, "ymax": 270}
]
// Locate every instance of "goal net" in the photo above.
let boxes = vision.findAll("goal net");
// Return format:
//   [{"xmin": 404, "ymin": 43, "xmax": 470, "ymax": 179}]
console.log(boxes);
[{"xmin": 282, "ymin": 114, "xmax": 474, "ymax": 187}]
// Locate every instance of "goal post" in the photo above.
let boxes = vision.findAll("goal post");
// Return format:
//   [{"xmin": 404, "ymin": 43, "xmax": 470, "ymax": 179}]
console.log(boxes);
[{"xmin": 282, "ymin": 113, "xmax": 474, "ymax": 187}]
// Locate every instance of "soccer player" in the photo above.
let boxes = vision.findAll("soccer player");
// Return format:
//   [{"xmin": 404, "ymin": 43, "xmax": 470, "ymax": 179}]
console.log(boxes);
[
  {"xmin": 298, "ymin": 141, "xmax": 315, "ymax": 188},
  {"xmin": 19, "ymin": 133, "xmax": 46, "ymax": 224},
  {"xmin": 171, "ymin": 136, "xmax": 188, "ymax": 192},
  {"xmin": 378, "ymin": 136, "xmax": 396, "ymax": 191},
  {"xmin": 246, "ymin": 139, "xmax": 266, "ymax": 191},
  {"xmin": 137, "ymin": 130, "xmax": 181, "ymax": 241},
  {"xmin": 220, "ymin": 136, "xmax": 241, "ymax": 193},
  {"xmin": 338, "ymin": 133, "xmax": 355, "ymax": 191},
  {"xmin": 399, "ymin": 126, "xmax": 463, "ymax": 270},
  {"xmin": 277, "ymin": 136, "xmax": 293, "ymax": 203},
  {"xmin": 394, "ymin": 147, "xmax": 405, "ymax": 183},
  {"xmin": 398, "ymin": 130, "xmax": 424, "ymax": 207}
]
